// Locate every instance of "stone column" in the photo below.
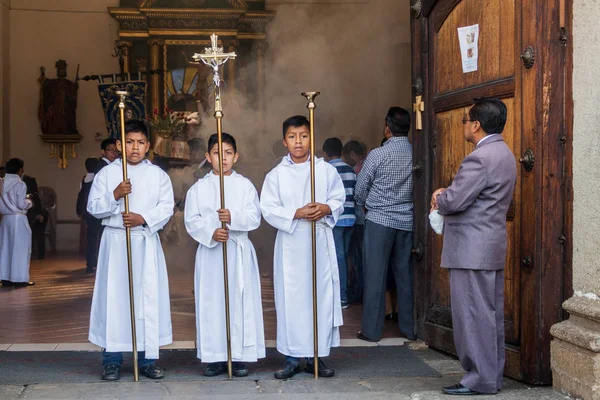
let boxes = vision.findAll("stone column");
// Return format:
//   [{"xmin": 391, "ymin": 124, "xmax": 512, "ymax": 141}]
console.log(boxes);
[
  {"xmin": 147, "ymin": 38, "xmax": 163, "ymax": 115},
  {"xmin": 550, "ymin": 2, "xmax": 600, "ymax": 399},
  {"xmin": 227, "ymin": 40, "xmax": 239, "ymax": 101},
  {"xmin": 116, "ymin": 40, "xmax": 133, "ymax": 74}
]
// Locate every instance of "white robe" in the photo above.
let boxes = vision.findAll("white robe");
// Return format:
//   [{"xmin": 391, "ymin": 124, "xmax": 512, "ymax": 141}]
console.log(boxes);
[
  {"xmin": 260, "ymin": 156, "xmax": 346, "ymax": 358},
  {"xmin": 0, "ymin": 174, "xmax": 33, "ymax": 282},
  {"xmin": 87, "ymin": 159, "xmax": 174, "ymax": 359},
  {"xmin": 184, "ymin": 171, "xmax": 265, "ymax": 363}
]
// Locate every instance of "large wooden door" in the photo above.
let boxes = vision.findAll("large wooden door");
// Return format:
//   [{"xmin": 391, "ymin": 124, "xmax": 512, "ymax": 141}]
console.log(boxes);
[{"xmin": 410, "ymin": 0, "xmax": 572, "ymax": 384}]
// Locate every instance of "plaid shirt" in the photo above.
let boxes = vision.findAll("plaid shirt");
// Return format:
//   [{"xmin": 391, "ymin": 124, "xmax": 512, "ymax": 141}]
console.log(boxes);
[{"xmin": 355, "ymin": 136, "xmax": 413, "ymax": 231}]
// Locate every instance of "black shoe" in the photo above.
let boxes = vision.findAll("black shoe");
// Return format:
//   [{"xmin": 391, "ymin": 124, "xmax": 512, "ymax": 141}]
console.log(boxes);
[
  {"xmin": 232, "ymin": 362, "xmax": 248, "ymax": 377},
  {"xmin": 101, "ymin": 363, "xmax": 121, "ymax": 381},
  {"xmin": 140, "ymin": 364, "xmax": 164, "ymax": 379},
  {"xmin": 356, "ymin": 331, "xmax": 378, "ymax": 342},
  {"xmin": 204, "ymin": 362, "xmax": 227, "ymax": 377},
  {"xmin": 13, "ymin": 281, "xmax": 35, "ymax": 287},
  {"xmin": 1, "ymin": 280, "xmax": 13, "ymax": 286},
  {"xmin": 305, "ymin": 358, "xmax": 335, "ymax": 378},
  {"xmin": 274, "ymin": 362, "xmax": 301, "ymax": 380},
  {"xmin": 442, "ymin": 383, "xmax": 480, "ymax": 395}
]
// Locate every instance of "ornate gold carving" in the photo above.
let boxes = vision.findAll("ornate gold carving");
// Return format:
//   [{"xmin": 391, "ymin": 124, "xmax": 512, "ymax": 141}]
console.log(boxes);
[
  {"xmin": 147, "ymin": 38, "xmax": 165, "ymax": 46},
  {"xmin": 140, "ymin": 0, "xmax": 247, "ymax": 8},
  {"xmin": 148, "ymin": 18, "xmax": 238, "ymax": 30},
  {"xmin": 136, "ymin": 58, "xmax": 148, "ymax": 73},
  {"xmin": 40, "ymin": 134, "xmax": 82, "ymax": 169}
]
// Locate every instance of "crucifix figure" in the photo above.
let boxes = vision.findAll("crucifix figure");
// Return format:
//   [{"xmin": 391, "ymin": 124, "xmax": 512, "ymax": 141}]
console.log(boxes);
[
  {"xmin": 192, "ymin": 34, "xmax": 237, "ymax": 114},
  {"xmin": 413, "ymin": 95, "xmax": 425, "ymax": 131}
]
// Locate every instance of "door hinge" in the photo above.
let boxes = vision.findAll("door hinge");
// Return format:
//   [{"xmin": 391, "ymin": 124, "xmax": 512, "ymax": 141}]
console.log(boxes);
[{"xmin": 559, "ymin": 28, "xmax": 568, "ymax": 46}]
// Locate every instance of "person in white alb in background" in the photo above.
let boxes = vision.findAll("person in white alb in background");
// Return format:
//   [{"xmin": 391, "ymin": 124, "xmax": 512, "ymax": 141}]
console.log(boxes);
[{"xmin": 0, "ymin": 158, "xmax": 34, "ymax": 287}]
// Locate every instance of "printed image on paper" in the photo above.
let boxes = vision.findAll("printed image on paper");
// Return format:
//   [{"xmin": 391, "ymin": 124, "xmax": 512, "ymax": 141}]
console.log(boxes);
[{"xmin": 457, "ymin": 24, "xmax": 479, "ymax": 73}]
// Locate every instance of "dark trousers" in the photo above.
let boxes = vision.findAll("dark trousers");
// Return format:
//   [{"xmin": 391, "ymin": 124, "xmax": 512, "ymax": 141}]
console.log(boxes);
[
  {"xmin": 348, "ymin": 224, "xmax": 364, "ymax": 303},
  {"xmin": 86, "ymin": 218, "xmax": 103, "ymax": 272},
  {"xmin": 450, "ymin": 269, "xmax": 505, "ymax": 394},
  {"xmin": 30, "ymin": 211, "xmax": 48, "ymax": 259},
  {"xmin": 361, "ymin": 220, "xmax": 414, "ymax": 340},
  {"xmin": 333, "ymin": 226, "xmax": 353, "ymax": 303},
  {"xmin": 102, "ymin": 350, "xmax": 154, "ymax": 367}
]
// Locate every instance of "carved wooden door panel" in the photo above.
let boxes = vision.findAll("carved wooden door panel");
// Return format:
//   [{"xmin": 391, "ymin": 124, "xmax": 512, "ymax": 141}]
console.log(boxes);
[{"xmin": 410, "ymin": 0, "xmax": 553, "ymax": 384}]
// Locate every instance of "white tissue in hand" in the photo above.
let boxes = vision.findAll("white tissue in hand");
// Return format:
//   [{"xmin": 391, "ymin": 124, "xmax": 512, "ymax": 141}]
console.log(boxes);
[{"xmin": 429, "ymin": 210, "xmax": 444, "ymax": 235}]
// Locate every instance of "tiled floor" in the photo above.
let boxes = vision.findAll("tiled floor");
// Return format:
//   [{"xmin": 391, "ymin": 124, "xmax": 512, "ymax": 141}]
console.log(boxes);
[{"xmin": 0, "ymin": 255, "xmax": 401, "ymax": 344}]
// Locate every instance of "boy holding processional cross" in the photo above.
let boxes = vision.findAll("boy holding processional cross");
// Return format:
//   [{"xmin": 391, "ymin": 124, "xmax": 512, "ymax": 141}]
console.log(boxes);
[
  {"xmin": 87, "ymin": 120, "xmax": 174, "ymax": 381},
  {"xmin": 260, "ymin": 115, "xmax": 346, "ymax": 379},
  {"xmin": 184, "ymin": 132, "xmax": 265, "ymax": 377}
]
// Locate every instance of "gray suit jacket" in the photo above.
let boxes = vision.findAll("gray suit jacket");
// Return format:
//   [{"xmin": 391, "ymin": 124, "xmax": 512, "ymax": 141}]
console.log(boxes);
[{"xmin": 437, "ymin": 135, "xmax": 517, "ymax": 271}]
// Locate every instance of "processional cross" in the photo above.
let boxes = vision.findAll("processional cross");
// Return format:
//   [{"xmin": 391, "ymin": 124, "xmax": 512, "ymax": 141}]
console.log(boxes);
[
  {"xmin": 191, "ymin": 33, "xmax": 237, "ymax": 380},
  {"xmin": 192, "ymin": 34, "xmax": 236, "ymax": 114}
]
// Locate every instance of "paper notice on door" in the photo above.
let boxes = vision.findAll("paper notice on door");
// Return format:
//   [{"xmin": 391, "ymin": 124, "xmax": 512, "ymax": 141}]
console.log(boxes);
[{"xmin": 457, "ymin": 24, "xmax": 479, "ymax": 73}]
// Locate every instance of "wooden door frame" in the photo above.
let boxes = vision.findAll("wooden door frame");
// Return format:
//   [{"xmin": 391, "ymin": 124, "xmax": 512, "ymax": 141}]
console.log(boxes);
[{"xmin": 410, "ymin": 0, "xmax": 573, "ymax": 385}]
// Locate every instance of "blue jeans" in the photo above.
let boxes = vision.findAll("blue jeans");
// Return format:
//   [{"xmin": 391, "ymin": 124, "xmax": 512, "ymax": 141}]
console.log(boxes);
[
  {"xmin": 333, "ymin": 226, "xmax": 353, "ymax": 303},
  {"xmin": 285, "ymin": 356, "xmax": 315, "ymax": 366},
  {"xmin": 102, "ymin": 350, "xmax": 154, "ymax": 367}
]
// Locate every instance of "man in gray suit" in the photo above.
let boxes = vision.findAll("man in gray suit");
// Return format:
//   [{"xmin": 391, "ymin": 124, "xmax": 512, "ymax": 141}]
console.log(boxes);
[{"xmin": 431, "ymin": 98, "xmax": 516, "ymax": 396}]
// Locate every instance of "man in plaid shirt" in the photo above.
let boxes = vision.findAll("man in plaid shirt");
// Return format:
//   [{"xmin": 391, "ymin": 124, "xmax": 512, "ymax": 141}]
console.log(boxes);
[{"xmin": 355, "ymin": 107, "xmax": 415, "ymax": 341}]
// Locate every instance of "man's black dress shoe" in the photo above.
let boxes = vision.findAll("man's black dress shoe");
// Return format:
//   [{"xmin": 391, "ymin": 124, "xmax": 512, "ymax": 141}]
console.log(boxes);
[
  {"xmin": 1, "ymin": 280, "xmax": 13, "ymax": 286},
  {"xmin": 356, "ymin": 331, "xmax": 378, "ymax": 342},
  {"xmin": 442, "ymin": 383, "xmax": 480, "ymax": 395},
  {"xmin": 140, "ymin": 364, "xmax": 164, "ymax": 379},
  {"xmin": 101, "ymin": 363, "xmax": 121, "ymax": 381},
  {"xmin": 274, "ymin": 362, "xmax": 301, "ymax": 379},
  {"xmin": 305, "ymin": 358, "xmax": 335, "ymax": 377},
  {"xmin": 232, "ymin": 362, "xmax": 249, "ymax": 377},
  {"xmin": 204, "ymin": 362, "xmax": 227, "ymax": 377}
]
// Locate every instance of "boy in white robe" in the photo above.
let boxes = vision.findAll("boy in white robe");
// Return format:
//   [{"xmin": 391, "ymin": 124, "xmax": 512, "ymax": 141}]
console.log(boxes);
[
  {"xmin": 185, "ymin": 133, "xmax": 265, "ymax": 377},
  {"xmin": 87, "ymin": 120, "xmax": 174, "ymax": 381},
  {"xmin": 0, "ymin": 158, "xmax": 34, "ymax": 287},
  {"xmin": 260, "ymin": 115, "xmax": 346, "ymax": 379}
]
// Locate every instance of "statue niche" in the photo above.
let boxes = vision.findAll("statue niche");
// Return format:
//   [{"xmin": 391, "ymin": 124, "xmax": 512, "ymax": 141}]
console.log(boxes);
[{"xmin": 38, "ymin": 60, "xmax": 79, "ymax": 135}]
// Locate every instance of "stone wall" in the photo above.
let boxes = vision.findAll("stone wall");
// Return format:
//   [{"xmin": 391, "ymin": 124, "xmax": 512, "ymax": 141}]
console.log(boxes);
[{"xmin": 551, "ymin": 0, "xmax": 600, "ymax": 398}]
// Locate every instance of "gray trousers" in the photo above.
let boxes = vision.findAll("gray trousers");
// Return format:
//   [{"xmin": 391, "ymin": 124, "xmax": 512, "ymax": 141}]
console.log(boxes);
[
  {"xmin": 361, "ymin": 220, "xmax": 414, "ymax": 340},
  {"xmin": 450, "ymin": 268, "xmax": 505, "ymax": 394}
]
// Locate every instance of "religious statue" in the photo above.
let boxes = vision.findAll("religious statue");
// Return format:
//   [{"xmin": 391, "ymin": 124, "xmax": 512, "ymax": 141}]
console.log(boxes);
[{"xmin": 38, "ymin": 60, "xmax": 79, "ymax": 135}]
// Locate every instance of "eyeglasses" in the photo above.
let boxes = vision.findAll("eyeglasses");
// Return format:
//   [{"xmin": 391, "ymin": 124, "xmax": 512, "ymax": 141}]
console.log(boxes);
[
  {"xmin": 462, "ymin": 117, "xmax": 473, "ymax": 124},
  {"xmin": 105, "ymin": 148, "xmax": 118, "ymax": 153}
]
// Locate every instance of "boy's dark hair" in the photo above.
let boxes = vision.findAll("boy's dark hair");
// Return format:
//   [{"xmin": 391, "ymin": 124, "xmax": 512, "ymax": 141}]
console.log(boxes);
[
  {"xmin": 207, "ymin": 132, "xmax": 237, "ymax": 154},
  {"xmin": 101, "ymin": 137, "xmax": 117, "ymax": 150},
  {"xmin": 5, "ymin": 158, "xmax": 24, "ymax": 174},
  {"xmin": 322, "ymin": 137, "xmax": 343, "ymax": 157},
  {"xmin": 342, "ymin": 140, "xmax": 366, "ymax": 158},
  {"xmin": 124, "ymin": 119, "xmax": 150, "ymax": 139},
  {"xmin": 385, "ymin": 107, "xmax": 411, "ymax": 136},
  {"xmin": 282, "ymin": 115, "xmax": 309, "ymax": 138},
  {"xmin": 85, "ymin": 158, "xmax": 102, "ymax": 174},
  {"xmin": 468, "ymin": 97, "xmax": 507, "ymax": 134}
]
